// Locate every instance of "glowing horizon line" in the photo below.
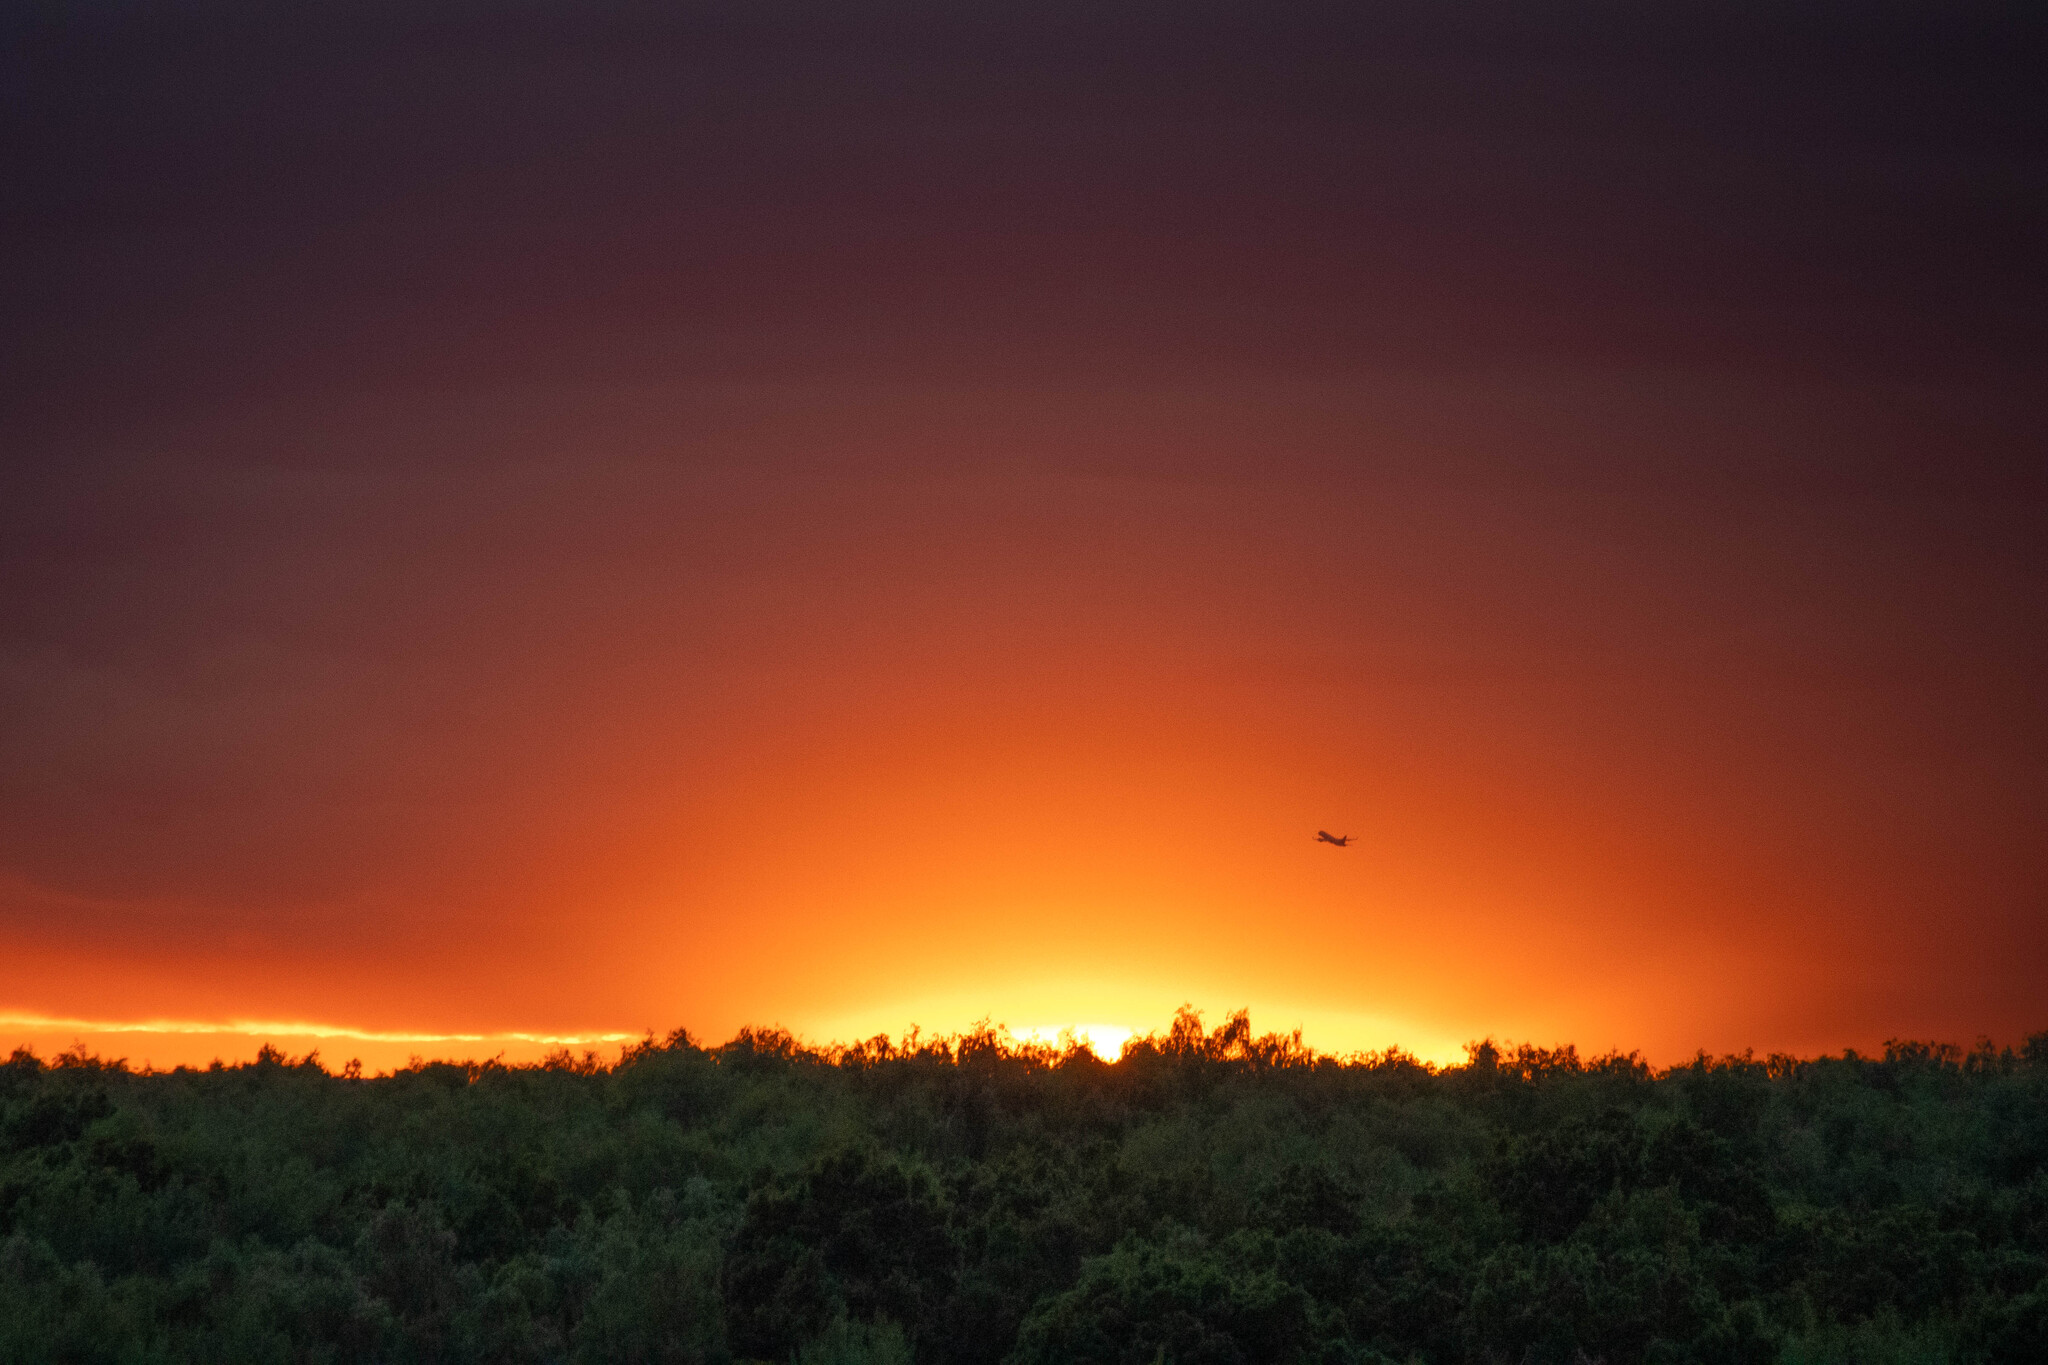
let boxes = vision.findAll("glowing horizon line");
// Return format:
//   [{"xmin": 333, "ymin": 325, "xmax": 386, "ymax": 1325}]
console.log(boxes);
[
  {"xmin": 0, "ymin": 1014, "xmax": 1134, "ymax": 1056},
  {"xmin": 1003, "ymin": 1023, "xmax": 1134, "ymax": 1056},
  {"xmin": 0, "ymin": 1012, "xmax": 639, "ymax": 1048}
]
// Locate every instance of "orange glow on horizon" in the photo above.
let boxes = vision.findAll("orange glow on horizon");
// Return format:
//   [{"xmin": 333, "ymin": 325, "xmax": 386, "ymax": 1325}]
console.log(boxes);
[
  {"xmin": 1003, "ymin": 1025, "xmax": 1135, "ymax": 1059},
  {"xmin": 0, "ymin": 1005, "xmax": 1466, "ymax": 1077}
]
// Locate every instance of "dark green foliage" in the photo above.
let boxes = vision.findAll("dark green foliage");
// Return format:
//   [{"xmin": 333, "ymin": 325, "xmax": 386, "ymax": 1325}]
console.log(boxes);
[
  {"xmin": 1486, "ymin": 1109, "xmax": 1645, "ymax": 1243},
  {"xmin": 1008, "ymin": 1232, "xmax": 1332, "ymax": 1365},
  {"xmin": 726, "ymin": 1151, "xmax": 954, "ymax": 1360},
  {"xmin": 1, "ymin": 1018, "xmax": 2045, "ymax": 1363}
]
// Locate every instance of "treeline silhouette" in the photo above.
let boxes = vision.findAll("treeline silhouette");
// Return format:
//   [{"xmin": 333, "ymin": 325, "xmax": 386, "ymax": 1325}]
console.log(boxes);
[{"xmin": 4, "ymin": 1008, "xmax": 2046, "ymax": 1364}]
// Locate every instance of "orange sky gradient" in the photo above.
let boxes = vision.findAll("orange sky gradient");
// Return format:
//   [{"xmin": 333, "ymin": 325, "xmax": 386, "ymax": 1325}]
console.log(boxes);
[
  {"xmin": 3, "ymin": 0, "xmax": 2044, "ymax": 1074},
  {"xmin": 5, "ymin": 378, "xmax": 2040, "ymax": 1074}
]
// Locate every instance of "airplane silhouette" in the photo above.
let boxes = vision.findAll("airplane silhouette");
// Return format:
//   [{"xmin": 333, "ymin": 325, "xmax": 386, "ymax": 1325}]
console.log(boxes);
[{"xmin": 1316, "ymin": 831, "xmax": 1352, "ymax": 847}]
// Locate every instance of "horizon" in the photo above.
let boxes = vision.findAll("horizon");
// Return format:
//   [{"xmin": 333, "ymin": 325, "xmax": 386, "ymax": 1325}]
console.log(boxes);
[{"xmin": 6, "ymin": 1006, "xmax": 2044, "ymax": 1081}]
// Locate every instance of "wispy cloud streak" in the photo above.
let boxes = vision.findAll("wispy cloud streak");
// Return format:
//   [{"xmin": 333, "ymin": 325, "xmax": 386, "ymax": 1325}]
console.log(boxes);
[{"xmin": 0, "ymin": 1013, "xmax": 638, "ymax": 1047}]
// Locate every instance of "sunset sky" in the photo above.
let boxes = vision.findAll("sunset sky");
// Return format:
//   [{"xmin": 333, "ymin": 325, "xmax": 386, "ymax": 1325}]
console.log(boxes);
[{"xmin": 4, "ymin": 0, "xmax": 2044, "ymax": 1072}]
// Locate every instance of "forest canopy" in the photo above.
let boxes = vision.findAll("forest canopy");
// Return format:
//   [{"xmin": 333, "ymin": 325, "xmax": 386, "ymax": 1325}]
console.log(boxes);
[{"xmin": 4, "ymin": 1010, "xmax": 2046, "ymax": 1364}]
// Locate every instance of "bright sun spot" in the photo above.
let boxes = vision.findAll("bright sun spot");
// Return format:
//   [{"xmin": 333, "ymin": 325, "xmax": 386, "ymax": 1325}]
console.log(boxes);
[{"xmin": 1005, "ymin": 1023, "xmax": 1134, "ymax": 1059}]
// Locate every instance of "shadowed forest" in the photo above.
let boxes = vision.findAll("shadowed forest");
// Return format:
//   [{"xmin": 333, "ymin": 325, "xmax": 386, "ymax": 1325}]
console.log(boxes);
[{"xmin": 4, "ymin": 1010, "xmax": 2046, "ymax": 1365}]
